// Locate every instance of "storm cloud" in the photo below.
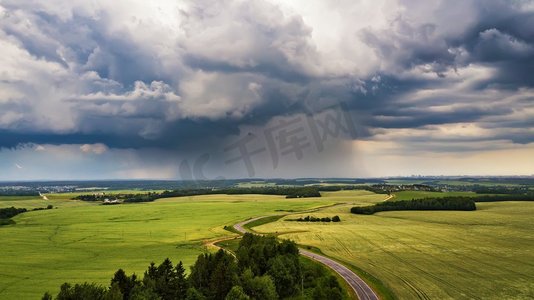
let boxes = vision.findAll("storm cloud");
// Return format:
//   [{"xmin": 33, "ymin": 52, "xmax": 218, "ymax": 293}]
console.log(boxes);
[{"xmin": 0, "ymin": 0, "xmax": 533, "ymax": 179}]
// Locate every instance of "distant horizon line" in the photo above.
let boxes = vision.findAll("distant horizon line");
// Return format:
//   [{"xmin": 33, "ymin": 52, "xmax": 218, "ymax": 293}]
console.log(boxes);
[{"xmin": 1, "ymin": 175, "xmax": 533, "ymax": 183}]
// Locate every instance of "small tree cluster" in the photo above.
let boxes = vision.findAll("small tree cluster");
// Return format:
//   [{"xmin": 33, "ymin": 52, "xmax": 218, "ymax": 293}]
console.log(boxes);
[
  {"xmin": 295, "ymin": 216, "xmax": 341, "ymax": 223},
  {"xmin": 0, "ymin": 207, "xmax": 27, "ymax": 219}
]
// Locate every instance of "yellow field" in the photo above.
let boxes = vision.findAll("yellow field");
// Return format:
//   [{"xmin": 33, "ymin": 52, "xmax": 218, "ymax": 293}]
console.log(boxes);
[{"xmin": 254, "ymin": 198, "xmax": 534, "ymax": 299}]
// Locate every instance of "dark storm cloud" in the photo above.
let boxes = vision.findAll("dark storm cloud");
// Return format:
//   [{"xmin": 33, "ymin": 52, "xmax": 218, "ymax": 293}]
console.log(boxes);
[
  {"xmin": 362, "ymin": 0, "xmax": 534, "ymax": 87},
  {"xmin": 0, "ymin": 0, "xmax": 532, "ymax": 154},
  {"xmin": 0, "ymin": 118, "xmax": 240, "ymax": 150}
]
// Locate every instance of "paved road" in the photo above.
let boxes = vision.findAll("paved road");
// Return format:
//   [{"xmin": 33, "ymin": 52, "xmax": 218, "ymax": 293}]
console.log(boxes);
[
  {"xmin": 299, "ymin": 249, "xmax": 378, "ymax": 300},
  {"xmin": 233, "ymin": 216, "xmax": 265, "ymax": 234},
  {"xmin": 233, "ymin": 216, "xmax": 379, "ymax": 300}
]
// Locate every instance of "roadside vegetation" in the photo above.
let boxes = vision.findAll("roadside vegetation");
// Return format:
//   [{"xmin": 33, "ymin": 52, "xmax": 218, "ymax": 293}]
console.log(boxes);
[{"xmin": 43, "ymin": 234, "xmax": 347, "ymax": 300}]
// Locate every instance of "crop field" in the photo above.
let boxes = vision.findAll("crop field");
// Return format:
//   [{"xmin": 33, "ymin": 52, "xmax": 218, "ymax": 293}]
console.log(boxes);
[
  {"xmin": 254, "ymin": 200, "xmax": 534, "ymax": 299},
  {"xmin": 0, "ymin": 196, "xmax": 48, "ymax": 209},
  {"xmin": 0, "ymin": 193, "xmax": 342, "ymax": 299}
]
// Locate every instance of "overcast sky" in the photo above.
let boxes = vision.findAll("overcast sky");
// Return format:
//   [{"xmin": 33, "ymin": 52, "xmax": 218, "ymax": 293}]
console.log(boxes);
[{"xmin": 0, "ymin": 0, "xmax": 533, "ymax": 180}]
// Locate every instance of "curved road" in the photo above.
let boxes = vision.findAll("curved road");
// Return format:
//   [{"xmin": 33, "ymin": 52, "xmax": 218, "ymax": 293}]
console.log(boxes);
[{"xmin": 233, "ymin": 217, "xmax": 379, "ymax": 300}]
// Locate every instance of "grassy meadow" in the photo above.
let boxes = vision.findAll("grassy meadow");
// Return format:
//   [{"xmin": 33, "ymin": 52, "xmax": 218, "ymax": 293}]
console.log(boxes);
[
  {"xmin": 0, "ymin": 193, "xmax": 341, "ymax": 299},
  {"xmin": 254, "ymin": 194, "xmax": 534, "ymax": 299}
]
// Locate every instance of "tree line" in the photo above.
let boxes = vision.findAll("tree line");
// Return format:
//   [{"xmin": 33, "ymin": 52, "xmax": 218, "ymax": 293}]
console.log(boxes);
[
  {"xmin": 351, "ymin": 197, "xmax": 477, "ymax": 215},
  {"xmin": 73, "ymin": 184, "xmax": 447, "ymax": 204},
  {"xmin": 42, "ymin": 233, "xmax": 346, "ymax": 300},
  {"xmin": 470, "ymin": 194, "xmax": 534, "ymax": 202},
  {"xmin": 0, "ymin": 190, "xmax": 41, "ymax": 196},
  {"xmin": 73, "ymin": 187, "xmax": 322, "ymax": 203}
]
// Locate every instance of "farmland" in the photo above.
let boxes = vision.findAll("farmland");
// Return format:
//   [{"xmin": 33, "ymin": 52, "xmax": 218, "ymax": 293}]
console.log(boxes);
[
  {"xmin": 254, "ymin": 194, "xmax": 534, "ymax": 299},
  {"xmin": 0, "ymin": 193, "xmax": 341, "ymax": 299},
  {"xmin": 2, "ymin": 188, "xmax": 533, "ymax": 299}
]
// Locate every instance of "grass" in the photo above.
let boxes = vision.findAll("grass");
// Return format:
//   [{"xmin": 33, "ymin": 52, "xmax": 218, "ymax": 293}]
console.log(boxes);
[
  {"xmin": 214, "ymin": 238, "xmax": 242, "ymax": 253},
  {"xmin": 0, "ymin": 193, "xmax": 341, "ymax": 299},
  {"xmin": 243, "ymin": 215, "xmax": 285, "ymax": 232},
  {"xmin": 0, "ymin": 190, "xmax": 165, "ymax": 210},
  {"xmin": 254, "ymin": 201, "xmax": 534, "ymax": 299},
  {"xmin": 320, "ymin": 190, "xmax": 388, "ymax": 204},
  {"xmin": 0, "ymin": 196, "xmax": 54, "ymax": 209}
]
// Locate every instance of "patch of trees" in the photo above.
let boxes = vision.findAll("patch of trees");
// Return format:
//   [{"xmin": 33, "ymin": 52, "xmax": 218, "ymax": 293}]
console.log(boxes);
[
  {"xmin": 0, "ymin": 205, "xmax": 53, "ymax": 226},
  {"xmin": 43, "ymin": 234, "xmax": 346, "ymax": 300},
  {"xmin": 293, "ymin": 216, "xmax": 341, "ymax": 223},
  {"xmin": 351, "ymin": 197, "xmax": 477, "ymax": 215},
  {"xmin": 0, "ymin": 206, "xmax": 27, "ymax": 219}
]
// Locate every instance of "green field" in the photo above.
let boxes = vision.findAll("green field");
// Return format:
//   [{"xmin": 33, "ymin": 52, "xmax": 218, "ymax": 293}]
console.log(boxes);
[
  {"xmin": 254, "ymin": 199, "xmax": 534, "ymax": 299},
  {"xmin": 0, "ymin": 194, "xmax": 343, "ymax": 299},
  {"xmin": 3, "ymin": 190, "xmax": 533, "ymax": 299},
  {"xmin": 0, "ymin": 196, "xmax": 48, "ymax": 209}
]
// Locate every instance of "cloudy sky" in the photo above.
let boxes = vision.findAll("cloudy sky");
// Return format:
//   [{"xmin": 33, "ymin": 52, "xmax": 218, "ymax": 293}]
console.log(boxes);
[{"xmin": 0, "ymin": 0, "xmax": 533, "ymax": 180}]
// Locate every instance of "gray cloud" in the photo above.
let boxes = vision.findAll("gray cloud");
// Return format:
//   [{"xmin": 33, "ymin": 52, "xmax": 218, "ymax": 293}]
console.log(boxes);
[{"xmin": 0, "ymin": 0, "xmax": 532, "ymax": 179}]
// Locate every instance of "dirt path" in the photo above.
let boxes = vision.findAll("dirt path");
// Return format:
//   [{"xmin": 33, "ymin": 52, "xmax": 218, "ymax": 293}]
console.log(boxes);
[
  {"xmin": 203, "ymin": 236, "xmax": 239, "ymax": 257},
  {"xmin": 383, "ymin": 194, "xmax": 394, "ymax": 201}
]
